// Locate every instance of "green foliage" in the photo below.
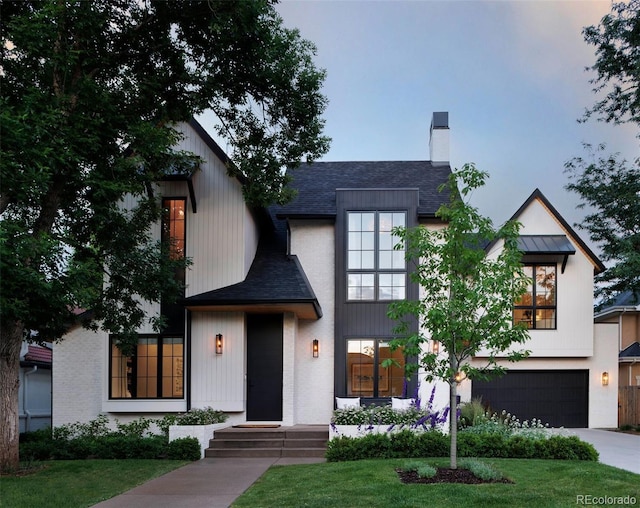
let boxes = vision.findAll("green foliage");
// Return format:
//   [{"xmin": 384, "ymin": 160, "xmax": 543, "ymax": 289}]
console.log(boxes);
[
  {"xmin": 459, "ymin": 409, "xmax": 550, "ymax": 439},
  {"xmin": 388, "ymin": 164, "xmax": 531, "ymax": 387},
  {"xmin": 18, "ymin": 412, "xmax": 221, "ymax": 461},
  {"xmin": 582, "ymin": 0, "xmax": 640, "ymax": 125},
  {"xmin": 156, "ymin": 407, "xmax": 228, "ymax": 437},
  {"xmin": 166, "ymin": 437, "xmax": 201, "ymax": 461},
  {"xmin": 401, "ymin": 460, "xmax": 438, "ymax": 479},
  {"xmin": 325, "ymin": 430, "xmax": 598, "ymax": 463},
  {"xmin": 458, "ymin": 458, "xmax": 504, "ymax": 481},
  {"xmin": 331, "ymin": 404, "xmax": 431, "ymax": 426},
  {"xmin": 565, "ymin": 145, "xmax": 640, "ymax": 303},
  {"xmin": 458, "ymin": 398, "xmax": 486, "ymax": 428},
  {"xmin": 1, "ymin": 0, "xmax": 329, "ymax": 469}
]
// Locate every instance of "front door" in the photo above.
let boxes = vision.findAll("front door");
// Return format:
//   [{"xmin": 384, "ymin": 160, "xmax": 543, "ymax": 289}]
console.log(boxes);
[{"xmin": 246, "ymin": 314, "xmax": 283, "ymax": 421}]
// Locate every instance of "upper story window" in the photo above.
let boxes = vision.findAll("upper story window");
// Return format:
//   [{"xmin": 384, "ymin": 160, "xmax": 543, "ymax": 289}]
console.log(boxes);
[
  {"xmin": 514, "ymin": 264, "xmax": 557, "ymax": 329},
  {"xmin": 347, "ymin": 211, "xmax": 406, "ymax": 301},
  {"xmin": 162, "ymin": 198, "xmax": 186, "ymax": 262}
]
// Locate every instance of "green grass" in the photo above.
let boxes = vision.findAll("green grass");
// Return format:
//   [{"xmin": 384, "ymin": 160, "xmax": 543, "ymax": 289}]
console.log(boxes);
[
  {"xmin": 232, "ymin": 458, "xmax": 640, "ymax": 508},
  {"xmin": 0, "ymin": 459, "xmax": 188, "ymax": 508}
]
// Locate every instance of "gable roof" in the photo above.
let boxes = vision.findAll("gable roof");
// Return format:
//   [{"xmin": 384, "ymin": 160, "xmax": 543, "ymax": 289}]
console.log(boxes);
[
  {"xmin": 502, "ymin": 189, "xmax": 605, "ymax": 275},
  {"xmin": 620, "ymin": 341, "xmax": 640, "ymax": 359},
  {"xmin": 595, "ymin": 290, "xmax": 640, "ymax": 321},
  {"xmin": 183, "ymin": 215, "xmax": 322, "ymax": 320},
  {"xmin": 275, "ymin": 161, "xmax": 452, "ymax": 220}
]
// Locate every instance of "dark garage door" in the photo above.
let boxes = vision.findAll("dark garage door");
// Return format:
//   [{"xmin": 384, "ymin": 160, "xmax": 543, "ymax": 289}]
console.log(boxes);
[{"xmin": 471, "ymin": 370, "xmax": 588, "ymax": 428}]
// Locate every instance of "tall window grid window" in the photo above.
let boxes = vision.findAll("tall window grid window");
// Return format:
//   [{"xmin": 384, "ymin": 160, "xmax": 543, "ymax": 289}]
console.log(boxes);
[
  {"xmin": 514, "ymin": 264, "xmax": 557, "ymax": 329},
  {"xmin": 346, "ymin": 339, "xmax": 406, "ymax": 398},
  {"xmin": 347, "ymin": 212, "xmax": 406, "ymax": 301},
  {"xmin": 110, "ymin": 336, "xmax": 184, "ymax": 399}
]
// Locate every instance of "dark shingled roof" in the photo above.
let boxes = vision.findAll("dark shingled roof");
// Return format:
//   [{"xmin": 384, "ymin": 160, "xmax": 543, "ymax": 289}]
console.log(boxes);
[
  {"xmin": 184, "ymin": 215, "xmax": 321, "ymax": 319},
  {"xmin": 275, "ymin": 161, "xmax": 452, "ymax": 219},
  {"xmin": 620, "ymin": 342, "xmax": 640, "ymax": 359}
]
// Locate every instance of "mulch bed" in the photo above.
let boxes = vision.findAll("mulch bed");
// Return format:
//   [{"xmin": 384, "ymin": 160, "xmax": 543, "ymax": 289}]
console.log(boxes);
[{"xmin": 396, "ymin": 467, "xmax": 514, "ymax": 485}]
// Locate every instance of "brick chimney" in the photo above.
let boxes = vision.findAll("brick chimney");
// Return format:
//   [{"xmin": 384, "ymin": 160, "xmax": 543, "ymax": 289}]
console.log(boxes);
[{"xmin": 429, "ymin": 112, "xmax": 449, "ymax": 164}]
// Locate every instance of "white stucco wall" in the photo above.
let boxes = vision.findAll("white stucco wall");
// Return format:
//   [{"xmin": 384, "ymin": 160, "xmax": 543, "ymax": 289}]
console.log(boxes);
[{"xmin": 290, "ymin": 220, "xmax": 336, "ymax": 424}]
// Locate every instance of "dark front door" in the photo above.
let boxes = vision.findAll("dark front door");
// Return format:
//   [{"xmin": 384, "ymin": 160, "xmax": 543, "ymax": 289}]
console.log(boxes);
[
  {"xmin": 246, "ymin": 314, "xmax": 283, "ymax": 421},
  {"xmin": 472, "ymin": 370, "xmax": 589, "ymax": 428}
]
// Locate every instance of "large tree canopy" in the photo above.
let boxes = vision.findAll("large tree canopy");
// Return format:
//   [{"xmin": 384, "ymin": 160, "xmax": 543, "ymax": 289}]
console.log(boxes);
[
  {"xmin": 582, "ymin": 0, "xmax": 640, "ymax": 124},
  {"xmin": 0, "ymin": 0, "xmax": 329, "ymax": 471},
  {"xmin": 565, "ymin": 146, "xmax": 640, "ymax": 305},
  {"xmin": 566, "ymin": 0, "xmax": 640, "ymax": 306}
]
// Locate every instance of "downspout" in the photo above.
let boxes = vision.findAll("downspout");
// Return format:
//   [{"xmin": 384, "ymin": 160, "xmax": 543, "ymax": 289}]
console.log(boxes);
[{"xmin": 23, "ymin": 365, "xmax": 38, "ymax": 433}]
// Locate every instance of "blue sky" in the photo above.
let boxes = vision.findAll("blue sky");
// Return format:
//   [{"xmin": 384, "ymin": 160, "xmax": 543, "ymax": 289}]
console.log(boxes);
[{"xmin": 201, "ymin": 0, "xmax": 638, "ymax": 252}]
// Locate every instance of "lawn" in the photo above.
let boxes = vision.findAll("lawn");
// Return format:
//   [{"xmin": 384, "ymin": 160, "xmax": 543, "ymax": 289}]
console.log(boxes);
[
  {"xmin": 232, "ymin": 458, "xmax": 640, "ymax": 508},
  {"xmin": 0, "ymin": 459, "xmax": 188, "ymax": 508}
]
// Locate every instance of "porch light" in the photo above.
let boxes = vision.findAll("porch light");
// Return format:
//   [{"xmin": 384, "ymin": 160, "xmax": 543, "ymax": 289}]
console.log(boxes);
[
  {"xmin": 432, "ymin": 340, "xmax": 439, "ymax": 354},
  {"xmin": 601, "ymin": 371, "xmax": 609, "ymax": 386},
  {"xmin": 454, "ymin": 371, "xmax": 462, "ymax": 383},
  {"xmin": 215, "ymin": 334, "xmax": 223, "ymax": 355},
  {"xmin": 312, "ymin": 339, "xmax": 319, "ymax": 358}
]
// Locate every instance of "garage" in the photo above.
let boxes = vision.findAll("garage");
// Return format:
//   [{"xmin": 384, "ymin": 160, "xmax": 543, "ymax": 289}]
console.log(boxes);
[{"xmin": 471, "ymin": 370, "xmax": 589, "ymax": 428}]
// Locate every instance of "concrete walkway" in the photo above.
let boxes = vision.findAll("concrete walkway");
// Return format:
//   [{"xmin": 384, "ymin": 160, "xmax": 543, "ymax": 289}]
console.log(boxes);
[
  {"xmin": 565, "ymin": 428, "xmax": 640, "ymax": 474},
  {"xmin": 92, "ymin": 457, "xmax": 325, "ymax": 508}
]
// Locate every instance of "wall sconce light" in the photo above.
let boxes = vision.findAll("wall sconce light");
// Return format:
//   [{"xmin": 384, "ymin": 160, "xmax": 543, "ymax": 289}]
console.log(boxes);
[
  {"xmin": 312, "ymin": 339, "xmax": 319, "ymax": 358},
  {"xmin": 215, "ymin": 334, "xmax": 223, "ymax": 355},
  {"xmin": 454, "ymin": 371, "xmax": 462, "ymax": 383},
  {"xmin": 432, "ymin": 340, "xmax": 439, "ymax": 354},
  {"xmin": 601, "ymin": 371, "xmax": 609, "ymax": 386}
]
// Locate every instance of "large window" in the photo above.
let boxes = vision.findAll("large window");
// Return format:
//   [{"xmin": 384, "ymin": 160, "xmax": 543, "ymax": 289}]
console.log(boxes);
[
  {"xmin": 161, "ymin": 198, "xmax": 186, "ymax": 333},
  {"xmin": 110, "ymin": 336, "xmax": 184, "ymax": 399},
  {"xmin": 347, "ymin": 212, "xmax": 406, "ymax": 301},
  {"xmin": 346, "ymin": 339, "xmax": 406, "ymax": 398},
  {"xmin": 514, "ymin": 264, "xmax": 557, "ymax": 329}
]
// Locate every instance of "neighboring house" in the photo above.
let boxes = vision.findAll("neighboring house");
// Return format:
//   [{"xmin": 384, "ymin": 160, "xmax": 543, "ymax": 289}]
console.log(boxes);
[
  {"xmin": 52, "ymin": 113, "xmax": 618, "ymax": 429},
  {"xmin": 19, "ymin": 341, "xmax": 52, "ymax": 432},
  {"xmin": 595, "ymin": 291, "xmax": 640, "ymax": 389}
]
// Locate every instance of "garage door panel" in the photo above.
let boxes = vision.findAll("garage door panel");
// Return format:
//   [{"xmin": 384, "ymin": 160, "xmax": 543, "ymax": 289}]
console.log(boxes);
[{"xmin": 471, "ymin": 370, "xmax": 588, "ymax": 428}]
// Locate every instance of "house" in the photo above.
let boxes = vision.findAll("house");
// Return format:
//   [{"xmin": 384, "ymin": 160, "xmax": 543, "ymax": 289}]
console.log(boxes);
[
  {"xmin": 19, "ymin": 341, "xmax": 52, "ymax": 432},
  {"xmin": 52, "ymin": 113, "xmax": 618, "ymax": 430}
]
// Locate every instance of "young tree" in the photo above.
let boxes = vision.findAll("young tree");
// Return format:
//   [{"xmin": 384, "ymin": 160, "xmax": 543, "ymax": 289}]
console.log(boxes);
[
  {"xmin": 582, "ymin": 0, "xmax": 640, "ymax": 125},
  {"xmin": 0, "ymin": 0, "xmax": 329, "ymax": 472},
  {"xmin": 565, "ymin": 147, "xmax": 640, "ymax": 305},
  {"xmin": 387, "ymin": 165, "xmax": 530, "ymax": 469}
]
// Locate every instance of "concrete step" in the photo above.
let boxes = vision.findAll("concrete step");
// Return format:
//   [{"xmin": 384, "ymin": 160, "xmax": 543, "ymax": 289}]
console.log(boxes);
[{"xmin": 205, "ymin": 425, "xmax": 328, "ymax": 459}]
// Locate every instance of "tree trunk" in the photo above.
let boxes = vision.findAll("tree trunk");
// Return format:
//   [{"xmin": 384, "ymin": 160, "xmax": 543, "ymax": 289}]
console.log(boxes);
[
  {"xmin": 449, "ymin": 378, "xmax": 458, "ymax": 470},
  {"xmin": 0, "ymin": 320, "xmax": 24, "ymax": 472}
]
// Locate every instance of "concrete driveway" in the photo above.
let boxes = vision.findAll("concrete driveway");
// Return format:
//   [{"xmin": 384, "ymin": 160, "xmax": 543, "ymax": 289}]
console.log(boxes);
[{"xmin": 566, "ymin": 429, "xmax": 640, "ymax": 474}]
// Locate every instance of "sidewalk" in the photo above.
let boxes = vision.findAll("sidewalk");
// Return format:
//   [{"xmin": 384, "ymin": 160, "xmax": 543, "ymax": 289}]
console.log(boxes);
[{"xmin": 92, "ymin": 457, "xmax": 325, "ymax": 508}]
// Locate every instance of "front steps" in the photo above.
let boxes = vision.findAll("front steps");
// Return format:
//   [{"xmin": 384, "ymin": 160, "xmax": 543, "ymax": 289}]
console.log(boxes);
[{"xmin": 205, "ymin": 425, "xmax": 328, "ymax": 458}]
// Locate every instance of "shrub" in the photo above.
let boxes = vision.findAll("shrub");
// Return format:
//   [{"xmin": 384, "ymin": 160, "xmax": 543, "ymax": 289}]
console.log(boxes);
[
  {"xmin": 156, "ymin": 407, "xmax": 228, "ymax": 436},
  {"xmin": 459, "ymin": 398, "xmax": 486, "ymax": 428},
  {"xmin": 326, "ymin": 430, "xmax": 598, "ymax": 462},
  {"xmin": 166, "ymin": 437, "xmax": 202, "ymax": 461},
  {"xmin": 458, "ymin": 458, "xmax": 504, "ymax": 481}
]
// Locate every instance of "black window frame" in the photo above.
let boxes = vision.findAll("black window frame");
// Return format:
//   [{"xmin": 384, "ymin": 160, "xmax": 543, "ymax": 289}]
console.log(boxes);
[
  {"xmin": 514, "ymin": 263, "xmax": 557, "ymax": 330},
  {"xmin": 109, "ymin": 334, "xmax": 185, "ymax": 400},
  {"xmin": 346, "ymin": 211, "xmax": 407, "ymax": 302}
]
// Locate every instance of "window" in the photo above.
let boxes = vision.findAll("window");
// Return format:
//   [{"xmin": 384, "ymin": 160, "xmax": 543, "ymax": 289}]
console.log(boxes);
[
  {"xmin": 346, "ymin": 339, "xmax": 406, "ymax": 398},
  {"xmin": 161, "ymin": 198, "xmax": 186, "ymax": 333},
  {"xmin": 347, "ymin": 212, "xmax": 406, "ymax": 301},
  {"xmin": 514, "ymin": 264, "xmax": 557, "ymax": 329},
  {"xmin": 110, "ymin": 336, "xmax": 184, "ymax": 399}
]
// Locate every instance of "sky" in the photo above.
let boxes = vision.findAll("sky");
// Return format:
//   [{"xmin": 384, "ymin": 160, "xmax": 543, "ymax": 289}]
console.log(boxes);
[{"xmin": 200, "ymin": 0, "xmax": 638, "ymax": 253}]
